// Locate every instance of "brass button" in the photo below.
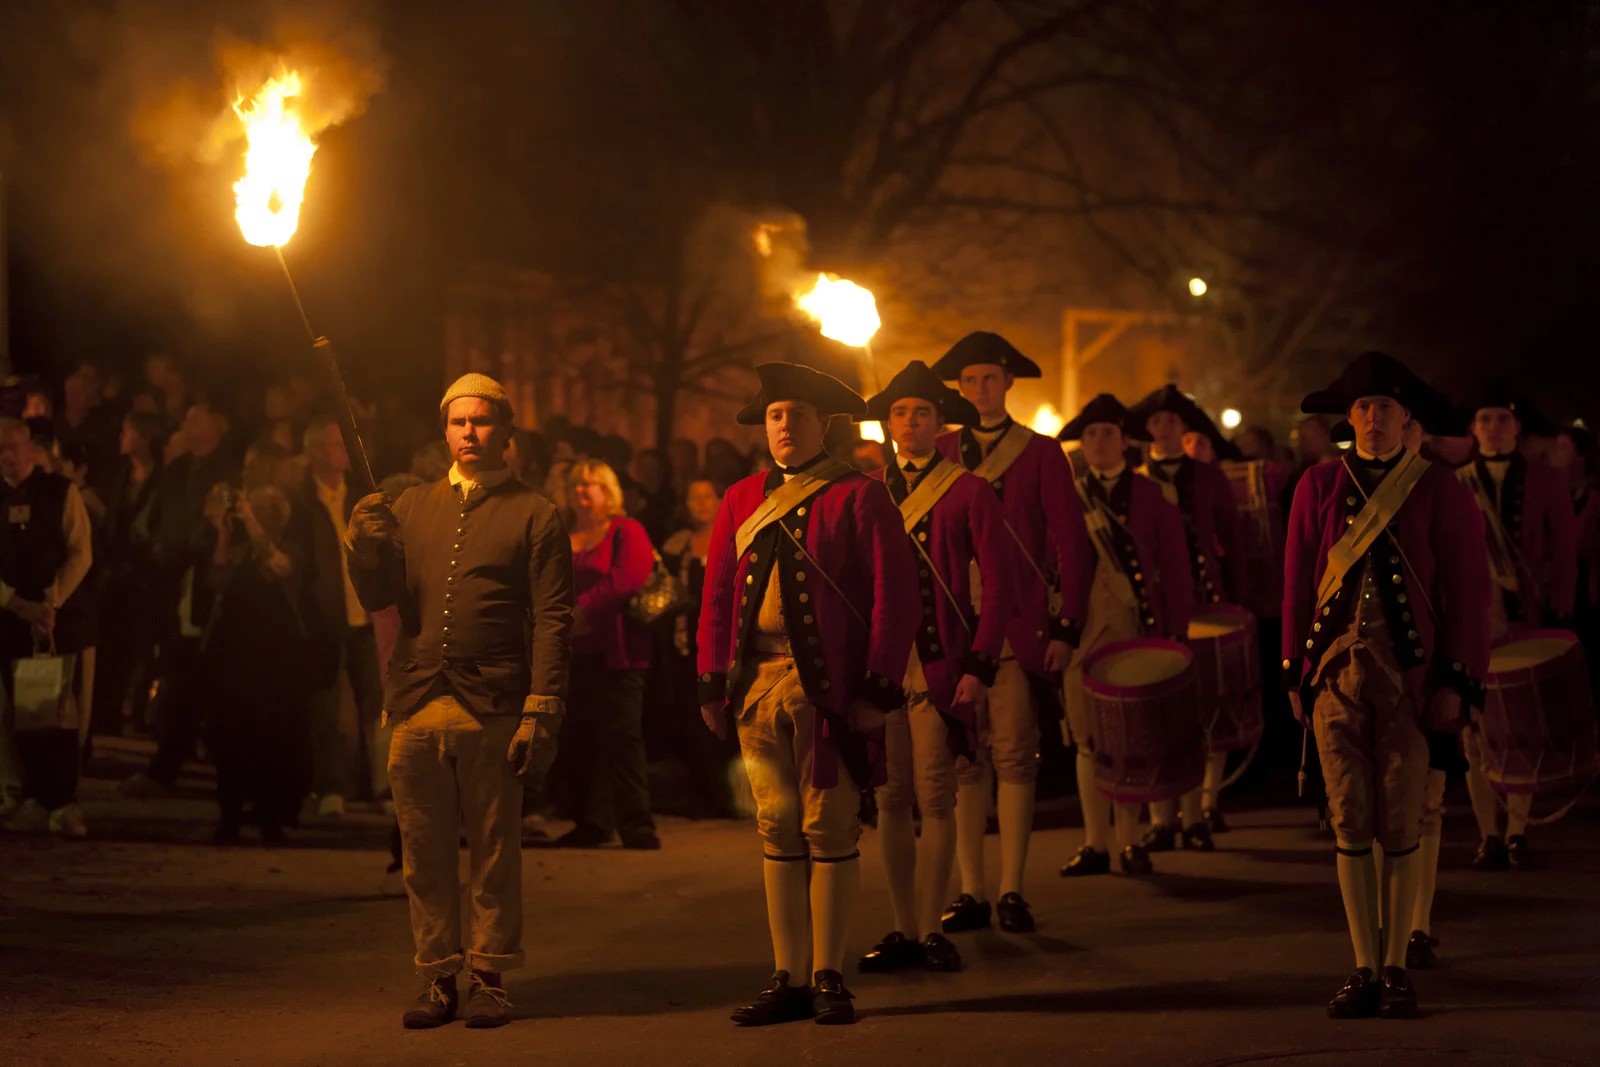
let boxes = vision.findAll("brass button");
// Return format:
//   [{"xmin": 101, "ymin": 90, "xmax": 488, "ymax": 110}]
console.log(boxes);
[
  {"xmin": 1346, "ymin": 496, "xmax": 1357, "ymax": 507},
  {"xmin": 1408, "ymin": 630, "xmax": 1419, "ymax": 640},
  {"xmin": 746, "ymin": 575, "xmax": 755, "ymax": 585},
  {"xmin": 749, "ymin": 552, "xmax": 758, "ymax": 563},
  {"xmin": 799, "ymin": 593, "xmax": 810, "ymax": 603},
  {"xmin": 442, "ymin": 626, "xmax": 452, "ymax": 636},
  {"xmin": 794, "ymin": 552, "xmax": 804, "ymax": 561},
  {"xmin": 802, "ymin": 614, "xmax": 814, "ymax": 625},
  {"xmin": 456, "ymin": 527, "xmax": 465, "ymax": 536},
  {"xmin": 796, "ymin": 506, "xmax": 807, "ymax": 517},
  {"xmin": 813, "ymin": 657, "xmax": 824, "ymax": 667},
  {"xmin": 930, "ymin": 644, "xmax": 941, "ymax": 654},
  {"xmin": 444, "ymin": 610, "xmax": 454, "ymax": 620},
  {"xmin": 795, "ymin": 572, "xmax": 807, "ymax": 582},
  {"xmin": 453, "ymin": 543, "xmax": 463, "ymax": 552},
  {"xmin": 450, "ymin": 560, "xmax": 459, "ymax": 569},
  {"xmin": 819, "ymin": 679, "xmax": 831, "ymax": 690},
  {"xmin": 808, "ymin": 636, "xmax": 819, "ymax": 647}
]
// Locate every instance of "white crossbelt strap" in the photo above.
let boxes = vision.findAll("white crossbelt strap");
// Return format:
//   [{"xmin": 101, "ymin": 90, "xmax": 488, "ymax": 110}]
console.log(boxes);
[
  {"xmin": 1316, "ymin": 450, "xmax": 1430, "ymax": 610},
  {"xmin": 1072, "ymin": 476, "xmax": 1140, "ymax": 609},
  {"xmin": 1456, "ymin": 464, "xmax": 1522, "ymax": 593},
  {"xmin": 898, "ymin": 461, "xmax": 966, "ymax": 533},
  {"xmin": 734, "ymin": 458, "xmax": 854, "ymax": 558}
]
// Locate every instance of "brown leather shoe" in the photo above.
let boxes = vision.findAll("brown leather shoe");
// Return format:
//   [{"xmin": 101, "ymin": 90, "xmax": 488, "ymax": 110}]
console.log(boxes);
[
  {"xmin": 464, "ymin": 970, "xmax": 510, "ymax": 1028},
  {"xmin": 730, "ymin": 971, "xmax": 812, "ymax": 1026},
  {"xmin": 402, "ymin": 974, "xmax": 458, "ymax": 1029}
]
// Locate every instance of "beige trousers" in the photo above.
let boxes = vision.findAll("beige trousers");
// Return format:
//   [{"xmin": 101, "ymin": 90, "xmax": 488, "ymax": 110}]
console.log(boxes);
[
  {"xmin": 956, "ymin": 650, "xmax": 1038, "ymax": 785},
  {"xmin": 388, "ymin": 693, "xmax": 525, "ymax": 976},
  {"xmin": 735, "ymin": 657, "xmax": 861, "ymax": 859},
  {"xmin": 881, "ymin": 654, "xmax": 956, "ymax": 817}
]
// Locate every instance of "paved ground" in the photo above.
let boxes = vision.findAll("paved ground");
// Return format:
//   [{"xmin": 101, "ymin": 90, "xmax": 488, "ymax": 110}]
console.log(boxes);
[{"xmin": 3, "ymin": 748, "xmax": 1599, "ymax": 1067}]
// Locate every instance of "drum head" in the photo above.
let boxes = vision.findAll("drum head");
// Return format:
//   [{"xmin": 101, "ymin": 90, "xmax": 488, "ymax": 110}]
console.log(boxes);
[
  {"xmin": 1090, "ymin": 646, "xmax": 1191, "ymax": 688},
  {"xmin": 1189, "ymin": 609, "xmax": 1247, "ymax": 640},
  {"xmin": 1490, "ymin": 634, "xmax": 1576, "ymax": 674}
]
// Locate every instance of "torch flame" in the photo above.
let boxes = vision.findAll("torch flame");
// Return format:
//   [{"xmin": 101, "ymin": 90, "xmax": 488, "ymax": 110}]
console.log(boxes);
[
  {"xmin": 233, "ymin": 71, "xmax": 318, "ymax": 248},
  {"xmin": 859, "ymin": 421, "xmax": 885, "ymax": 443},
  {"xmin": 794, "ymin": 273, "xmax": 881, "ymax": 348},
  {"xmin": 1030, "ymin": 404, "xmax": 1066, "ymax": 438}
]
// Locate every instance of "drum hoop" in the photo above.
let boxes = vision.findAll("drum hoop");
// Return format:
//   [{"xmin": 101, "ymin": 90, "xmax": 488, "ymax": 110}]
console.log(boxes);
[
  {"xmin": 1485, "ymin": 628, "xmax": 1582, "ymax": 687},
  {"xmin": 1082, "ymin": 638, "xmax": 1196, "ymax": 700}
]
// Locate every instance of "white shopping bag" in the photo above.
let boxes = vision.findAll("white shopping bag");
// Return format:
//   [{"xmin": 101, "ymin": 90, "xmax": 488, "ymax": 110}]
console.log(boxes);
[{"xmin": 12, "ymin": 650, "xmax": 72, "ymax": 732}]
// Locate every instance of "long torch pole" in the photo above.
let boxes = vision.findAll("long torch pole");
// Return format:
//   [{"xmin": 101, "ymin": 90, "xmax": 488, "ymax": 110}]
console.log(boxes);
[
  {"xmin": 269, "ymin": 247, "xmax": 414, "ymax": 634},
  {"xmin": 272, "ymin": 246, "xmax": 377, "ymax": 496}
]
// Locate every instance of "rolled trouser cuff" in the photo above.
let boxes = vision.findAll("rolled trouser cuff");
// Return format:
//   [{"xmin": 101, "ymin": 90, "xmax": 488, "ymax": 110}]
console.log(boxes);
[
  {"xmin": 416, "ymin": 952, "xmax": 465, "ymax": 979},
  {"xmin": 468, "ymin": 949, "xmax": 526, "ymax": 973}
]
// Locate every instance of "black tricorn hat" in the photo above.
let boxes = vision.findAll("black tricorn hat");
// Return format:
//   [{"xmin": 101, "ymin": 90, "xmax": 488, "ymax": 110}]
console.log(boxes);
[
  {"xmin": 1300, "ymin": 351, "xmax": 1434, "ymax": 416},
  {"xmin": 930, "ymin": 331, "xmax": 1043, "ymax": 380},
  {"xmin": 1059, "ymin": 393, "xmax": 1150, "ymax": 442},
  {"xmin": 1461, "ymin": 384, "xmax": 1556, "ymax": 437},
  {"xmin": 735, "ymin": 362, "xmax": 867, "ymax": 426},
  {"xmin": 864, "ymin": 360, "xmax": 981, "ymax": 426},
  {"xmin": 1127, "ymin": 384, "xmax": 1206, "ymax": 430},
  {"xmin": 1331, "ymin": 372, "xmax": 1466, "ymax": 441}
]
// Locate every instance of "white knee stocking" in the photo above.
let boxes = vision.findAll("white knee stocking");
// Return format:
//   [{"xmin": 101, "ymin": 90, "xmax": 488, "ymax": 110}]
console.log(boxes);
[
  {"xmin": 916, "ymin": 814, "xmax": 957, "ymax": 939},
  {"xmin": 1076, "ymin": 752, "xmax": 1111, "ymax": 853},
  {"xmin": 810, "ymin": 857, "xmax": 859, "ymax": 975},
  {"xmin": 763, "ymin": 858, "xmax": 811, "ymax": 978},
  {"xmin": 954, "ymin": 769, "xmax": 990, "ymax": 899},
  {"xmin": 876, "ymin": 800, "xmax": 917, "ymax": 936},
  {"xmin": 997, "ymin": 779, "xmax": 1035, "ymax": 898},
  {"xmin": 1335, "ymin": 848, "xmax": 1381, "ymax": 970}
]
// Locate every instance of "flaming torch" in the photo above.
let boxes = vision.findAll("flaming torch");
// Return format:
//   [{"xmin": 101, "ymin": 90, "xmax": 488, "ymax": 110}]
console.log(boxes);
[
  {"xmin": 794, "ymin": 272, "xmax": 884, "ymax": 440},
  {"xmin": 232, "ymin": 69, "xmax": 377, "ymax": 495}
]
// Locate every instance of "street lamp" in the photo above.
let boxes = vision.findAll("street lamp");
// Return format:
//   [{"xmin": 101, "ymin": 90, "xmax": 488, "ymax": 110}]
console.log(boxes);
[
  {"xmin": 1220, "ymin": 407, "xmax": 1242, "ymax": 430},
  {"xmin": 1188, "ymin": 277, "xmax": 1208, "ymax": 298}
]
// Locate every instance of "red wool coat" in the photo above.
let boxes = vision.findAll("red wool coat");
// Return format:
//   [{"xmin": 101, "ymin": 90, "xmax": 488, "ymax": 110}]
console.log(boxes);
[
  {"xmin": 1460, "ymin": 454, "xmax": 1578, "ymax": 622},
  {"xmin": 1283, "ymin": 458, "xmax": 1492, "ymax": 725},
  {"xmin": 1146, "ymin": 455, "xmax": 1245, "ymax": 605},
  {"xmin": 872, "ymin": 458, "xmax": 1014, "ymax": 752},
  {"xmin": 936, "ymin": 425, "xmax": 1095, "ymax": 675},
  {"xmin": 697, "ymin": 465, "xmax": 920, "ymax": 787},
  {"xmin": 1082, "ymin": 471, "xmax": 1195, "ymax": 640}
]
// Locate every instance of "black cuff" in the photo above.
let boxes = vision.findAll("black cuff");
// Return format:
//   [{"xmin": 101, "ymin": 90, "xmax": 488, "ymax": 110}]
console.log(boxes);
[
  {"xmin": 961, "ymin": 650, "xmax": 1000, "ymax": 688},
  {"xmin": 1431, "ymin": 658, "xmax": 1485, "ymax": 710},
  {"xmin": 697, "ymin": 671, "xmax": 728, "ymax": 706},
  {"xmin": 1051, "ymin": 617, "xmax": 1082, "ymax": 648},
  {"xmin": 856, "ymin": 670, "xmax": 906, "ymax": 712}
]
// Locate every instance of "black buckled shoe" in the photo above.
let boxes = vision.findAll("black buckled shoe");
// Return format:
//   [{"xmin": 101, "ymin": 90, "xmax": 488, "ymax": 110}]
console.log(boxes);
[
  {"xmin": 402, "ymin": 974, "xmax": 459, "ymax": 1029},
  {"xmin": 857, "ymin": 931, "xmax": 924, "ymax": 973},
  {"xmin": 731, "ymin": 971, "xmax": 813, "ymax": 1027},
  {"xmin": 1059, "ymin": 846, "xmax": 1112, "ymax": 877},
  {"xmin": 1506, "ymin": 834, "xmax": 1536, "ymax": 870},
  {"xmin": 996, "ymin": 892, "xmax": 1035, "ymax": 933},
  {"xmin": 1378, "ymin": 966, "xmax": 1419, "ymax": 1018},
  {"xmin": 1326, "ymin": 967, "xmax": 1380, "ymax": 1019},
  {"xmin": 556, "ymin": 823, "xmax": 613, "ymax": 849},
  {"xmin": 921, "ymin": 933, "xmax": 963, "ymax": 972},
  {"xmin": 1405, "ymin": 930, "xmax": 1439, "ymax": 970},
  {"xmin": 1139, "ymin": 823, "xmax": 1178, "ymax": 852},
  {"xmin": 1120, "ymin": 844, "xmax": 1154, "ymax": 876},
  {"xmin": 1203, "ymin": 806, "xmax": 1229, "ymax": 834},
  {"xmin": 940, "ymin": 893, "xmax": 992, "ymax": 933},
  {"xmin": 1472, "ymin": 834, "xmax": 1510, "ymax": 872},
  {"xmin": 811, "ymin": 970, "xmax": 856, "ymax": 1025},
  {"xmin": 1181, "ymin": 823, "xmax": 1216, "ymax": 852}
]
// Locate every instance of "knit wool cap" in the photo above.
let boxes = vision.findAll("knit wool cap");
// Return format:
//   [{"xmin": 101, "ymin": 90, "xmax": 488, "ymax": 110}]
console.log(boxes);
[{"xmin": 440, "ymin": 373, "xmax": 512, "ymax": 416}]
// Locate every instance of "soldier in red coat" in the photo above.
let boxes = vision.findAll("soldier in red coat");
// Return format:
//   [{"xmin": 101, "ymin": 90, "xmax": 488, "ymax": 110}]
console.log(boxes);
[
  {"xmin": 930, "ymin": 332, "xmax": 1094, "ymax": 935},
  {"xmin": 1056, "ymin": 394, "xmax": 1194, "ymax": 876},
  {"xmin": 1455, "ymin": 388, "xmax": 1578, "ymax": 874},
  {"xmin": 1128, "ymin": 385, "xmax": 1245, "ymax": 851},
  {"xmin": 697, "ymin": 362, "xmax": 919, "ymax": 1027},
  {"xmin": 1284, "ymin": 352, "xmax": 1491, "ymax": 1019},
  {"xmin": 855, "ymin": 361, "xmax": 1014, "ymax": 975}
]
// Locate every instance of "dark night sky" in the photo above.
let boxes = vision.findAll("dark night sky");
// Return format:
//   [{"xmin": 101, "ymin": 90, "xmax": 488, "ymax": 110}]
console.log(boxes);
[{"xmin": 1, "ymin": 0, "xmax": 1597, "ymax": 424}]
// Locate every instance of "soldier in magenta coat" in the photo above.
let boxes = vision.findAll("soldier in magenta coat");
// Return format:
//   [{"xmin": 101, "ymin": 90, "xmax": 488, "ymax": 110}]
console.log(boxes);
[
  {"xmin": 930, "ymin": 331, "xmax": 1094, "ymax": 936},
  {"xmin": 1456, "ymin": 388, "xmax": 1578, "ymax": 875},
  {"xmin": 696, "ymin": 361, "xmax": 918, "ymax": 1027},
  {"xmin": 853, "ymin": 361, "xmax": 1013, "ymax": 976},
  {"xmin": 1128, "ymin": 384, "xmax": 1247, "ymax": 851},
  {"xmin": 1055, "ymin": 394, "xmax": 1193, "ymax": 878},
  {"xmin": 1283, "ymin": 351, "xmax": 1491, "ymax": 1020}
]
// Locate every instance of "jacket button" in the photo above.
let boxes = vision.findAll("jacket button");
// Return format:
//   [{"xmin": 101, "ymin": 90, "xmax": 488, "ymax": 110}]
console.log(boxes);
[
  {"xmin": 813, "ymin": 658, "xmax": 824, "ymax": 667},
  {"xmin": 808, "ymin": 636, "xmax": 819, "ymax": 647},
  {"xmin": 746, "ymin": 575, "xmax": 755, "ymax": 585},
  {"xmin": 819, "ymin": 679, "xmax": 830, "ymax": 690},
  {"xmin": 803, "ymin": 615, "xmax": 813, "ymax": 624},
  {"xmin": 456, "ymin": 528, "xmax": 465, "ymax": 536},
  {"xmin": 442, "ymin": 626, "xmax": 452, "ymax": 636},
  {"xmin": 795, "ymin": 572, "xmax": 807, "ymax": 582},
  {"xmin": 444, "ymin": 610, "xmax": 454, "ymax": 620},
  {"xmin": 450, "ymin": 560, "xmax": 459, "ymax": 569},
  {"xmin": 453, "ymin": 543, "xmax": 463, "ymax": 552},
  {"xmin": 796, "ymin": 507, "xmax": 807, "ymax": 517},
  {"xmin": 798, "ymin": 593, "xmax": 810, "ymax": 603}
]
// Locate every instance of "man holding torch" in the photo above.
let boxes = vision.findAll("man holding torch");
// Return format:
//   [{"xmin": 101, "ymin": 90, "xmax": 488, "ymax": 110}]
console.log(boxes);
[{"xmin": 345, "ymin": 373, "xmax": 573, "ymax": 1030}]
